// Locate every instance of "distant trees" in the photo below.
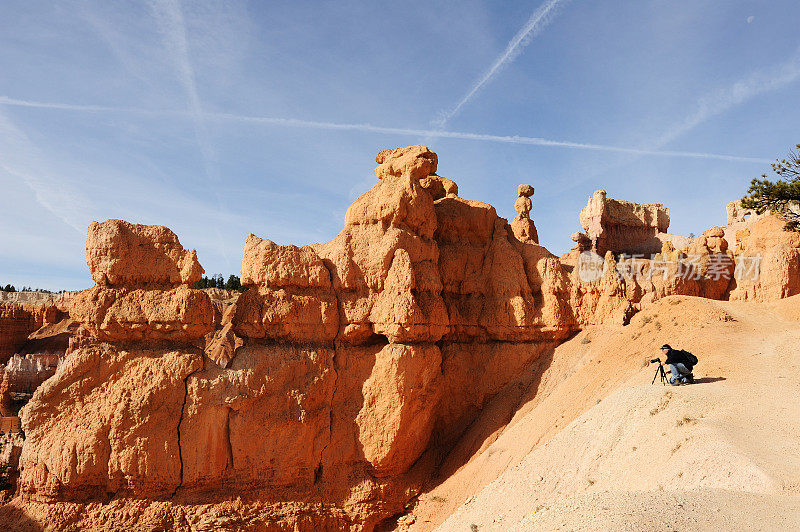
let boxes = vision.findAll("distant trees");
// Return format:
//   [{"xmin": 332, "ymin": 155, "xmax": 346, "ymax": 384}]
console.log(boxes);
[
  {"xmin": 741, "ymin": 143, "xmax": 800, "ymax": 230},
  {"xmin": 225, "ymin": 275, "xmax": 241, "ymax": 291},
  {"xmin": 0, "ymin": 284, "xmax": 56, "ymax": 293},
  {"xmin": 1, "ymin": 276, "xmax": 247, "ymax": 294},
  {"xmin": 193, "ymin": 274, "xmax": 246, "ymax": 292}
]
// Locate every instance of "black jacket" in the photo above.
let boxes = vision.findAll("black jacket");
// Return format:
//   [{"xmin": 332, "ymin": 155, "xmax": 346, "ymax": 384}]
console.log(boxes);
[{"xmin": 665, "ymin": 349, "xmax": 692, "ymax": 367}]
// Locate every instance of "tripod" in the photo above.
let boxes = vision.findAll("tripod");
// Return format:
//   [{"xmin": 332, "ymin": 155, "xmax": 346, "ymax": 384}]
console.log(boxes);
[{"xmin": 651, "ymin": 358, "xmax": 668, "ymax": 385}]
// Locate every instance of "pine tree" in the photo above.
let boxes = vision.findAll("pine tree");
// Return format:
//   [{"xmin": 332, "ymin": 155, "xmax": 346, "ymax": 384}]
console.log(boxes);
[
  {"xmin": 742, "ymin": 143, "xmax": 800, "ymax": 230},
  {"xmin": 225, "ymin": 275, "xmax": 241, "ymax": 290}
]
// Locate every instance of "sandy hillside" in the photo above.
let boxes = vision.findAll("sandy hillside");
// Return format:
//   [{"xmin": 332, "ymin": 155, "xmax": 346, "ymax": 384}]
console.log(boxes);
[{"xmin": 405, "ymin": 295, "xmax": 800, "ymax": 531}]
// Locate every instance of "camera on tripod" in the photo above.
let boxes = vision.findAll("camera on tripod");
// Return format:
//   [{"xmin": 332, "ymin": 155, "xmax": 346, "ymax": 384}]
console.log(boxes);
[{"xmin": 650, "ymin": 357, "xmax": 668, "ymax": 385}]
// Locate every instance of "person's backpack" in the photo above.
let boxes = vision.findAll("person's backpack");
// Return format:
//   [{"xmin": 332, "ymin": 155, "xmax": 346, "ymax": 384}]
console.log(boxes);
[{"xmin": 680, "ymin": 350, "xmax": 698, "ymax": 367}]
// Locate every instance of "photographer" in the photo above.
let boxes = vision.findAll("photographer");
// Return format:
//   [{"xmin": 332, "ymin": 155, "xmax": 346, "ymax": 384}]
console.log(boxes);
[{"xmin": 660, "ymin": 344, "xmax": 695, "ymax": 385}]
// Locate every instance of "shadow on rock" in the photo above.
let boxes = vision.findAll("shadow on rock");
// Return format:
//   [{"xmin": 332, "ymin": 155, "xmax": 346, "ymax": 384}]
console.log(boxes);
[{"xmin": 693, "ymin": 376, "xmax": 727, "ymax": 384}]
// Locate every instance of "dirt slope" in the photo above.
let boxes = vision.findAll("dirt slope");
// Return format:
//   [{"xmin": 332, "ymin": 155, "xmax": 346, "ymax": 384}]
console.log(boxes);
[{"xmin": 406, "ymin": 295, "xmax": 800, "ymax": 530}]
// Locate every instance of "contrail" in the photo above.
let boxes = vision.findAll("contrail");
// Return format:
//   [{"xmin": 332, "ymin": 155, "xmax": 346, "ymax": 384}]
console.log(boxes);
[
  {"xmin": 206, "ymin": 111, "xmax": 769, "ymax": 163},
  {"xmin": 149, "ymin": 0, "xmax": 217, "ymax": 178},
  {"xmin": 0, "ymin": 95, "xmax": 770, "ymax": 164},
  {"xmin": 431, "ymin": 0, "xmax": 568, "ymax": 129},
  {"xmin": 651, "ymin": 47, "xmax": 800, "ymax": 150},
  {"xmin": 0, "ymin": 95, "xmax": 158, "ymax": 114},
  {"xmin": 149, "ymin": 0, "xmax": 231, "ymax": 268},
  {"xmin": 542, "ymin": 45, "xmax": 800, "ymax": 198}
]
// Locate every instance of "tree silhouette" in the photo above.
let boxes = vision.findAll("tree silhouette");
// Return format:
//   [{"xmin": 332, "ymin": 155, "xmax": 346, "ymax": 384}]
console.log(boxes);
[{"xmin": 742, "ymin": 143, "xmax": 800, "ymax": 230}]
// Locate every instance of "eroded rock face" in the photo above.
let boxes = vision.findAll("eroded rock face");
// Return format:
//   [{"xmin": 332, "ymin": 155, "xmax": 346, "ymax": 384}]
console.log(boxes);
[
  {"xmin": 17, "ymin": 146, "xmax": 586, "ymax": 527},
  {"xmin": 728, "ymin": 215, "xmax": 800, "ymax": 301},
  {"xmin": 355, "ymin": 343, "xmax": 442, "ymax": 477},
  {"xmin": 579, "ymin": 189, "xmax": 670, "ymax": 256},
  {"xmin": 70, "ymin": 220, "xmax": 215, "ymax": 343},
  {"xmin": 19, "ymin": 344, "xmax": 202, "ymax": 501},
  {"xmin": 70, "ymin": 286, "xmax": 215, "ymax": 343},
  {"xmin": 16, "ymin": 146, "xmax": 800, "ymax": 529},
  {"xmin": 0, "ymin": 303, "xmax": 61, "ymax": 363},
  {"xmin": 86, "ymin": 220, "xmax": 204, "ymax": 287}
]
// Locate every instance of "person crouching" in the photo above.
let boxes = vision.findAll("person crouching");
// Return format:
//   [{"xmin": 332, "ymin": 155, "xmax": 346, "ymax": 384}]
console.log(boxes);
[{"xmin": 661, "ymin": 344, "xmax": 694, "ymax": 385}]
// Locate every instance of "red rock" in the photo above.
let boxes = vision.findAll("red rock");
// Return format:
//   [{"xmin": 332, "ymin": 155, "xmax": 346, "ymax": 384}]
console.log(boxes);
[
  {"xmin": 579, "ymin": 189, "xmax": 670, "ymax": 256},
  {"xmin": 69, "ymin": 285, "xmax": 215, "ymax": 342},
  {"xmin": 374, "ymin": 145, "xmax": 437, "ymax": 181},
  {"xmin": 0, "ymin": 302, "xmax": 61, "ymax": 363},
  {"xmin": 14, "ymin": 146, "xmax": 800, "ymax": 529},
  {"xmin": 728, "ymin": 216, "xmax": 800, "ymax": 301},
  {"xmin": 86, "ymin": 219, "xmax": 204, "ymax": 287}
]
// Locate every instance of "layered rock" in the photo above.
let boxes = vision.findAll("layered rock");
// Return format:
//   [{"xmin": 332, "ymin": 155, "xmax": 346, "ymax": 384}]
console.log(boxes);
[
  {"xmin": 13, "ymin": 146, "xmax": 800, "ymax": 529},
  {"xmin": 16, "ymin": 146, "xmax": 585, "ymax": 528},
  {"xmin": 0, "ymin": 303, "xmax": 61, "ymax": 364},
  {"xmin": 578, "ymin": 189, "xmax": 691, "ymax": 256},
  {"xmin": 728, "ymin": 215, "xmax": 800, "ymax": 301},
  {"xmin": 17, "ymin": 221, "xmax": 216, "ymax": 503},
  {"xmin": 69, "ymin": 220, "xmax": 215, "ymax": 343},
  {"xmin": 0, "ymin": 354, "xmax": 61, "ymax": 416}
]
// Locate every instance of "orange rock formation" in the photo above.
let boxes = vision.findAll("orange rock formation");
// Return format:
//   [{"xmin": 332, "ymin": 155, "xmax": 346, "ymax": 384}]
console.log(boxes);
[
  {"xmin": 576, "ymin": 189, "xmax": 689, "ymax": 256},
  {"xmin": 0, "ymin": 303, "xmax": 61, "ymax": 364},
  {"xmin": 4, "ymin": 145, "xmax": 800, "ymax": 529}
]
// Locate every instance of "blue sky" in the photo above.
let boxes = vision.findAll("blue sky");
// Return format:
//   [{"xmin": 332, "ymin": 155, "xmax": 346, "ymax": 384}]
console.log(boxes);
[{"xmin": 1, "ymin": 0, "xmax": 798, "ymax": 291}]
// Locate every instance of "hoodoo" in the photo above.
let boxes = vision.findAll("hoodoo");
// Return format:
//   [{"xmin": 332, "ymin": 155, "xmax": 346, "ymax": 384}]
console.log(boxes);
[{"xmin": 0, "ymin": 146, "xmax": 798, "ymax": 530}]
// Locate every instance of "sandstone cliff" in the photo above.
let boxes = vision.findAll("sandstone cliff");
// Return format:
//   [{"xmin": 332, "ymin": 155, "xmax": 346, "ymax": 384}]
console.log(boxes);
[
  {"xmin": 11, "ymin": 147, "xmax": 586, "ymax": 529},
  {"xmin": 0, "ymin": 303, "xmax": 62, "ymax": 364},
  {"xmin": 4, "ymin": 146, "xmax": 800, "ymax": 530}
]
